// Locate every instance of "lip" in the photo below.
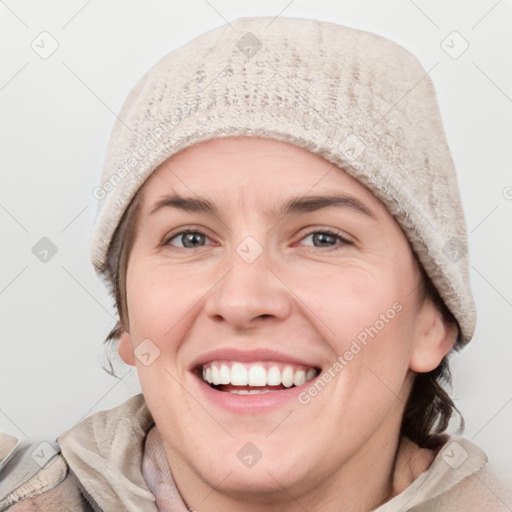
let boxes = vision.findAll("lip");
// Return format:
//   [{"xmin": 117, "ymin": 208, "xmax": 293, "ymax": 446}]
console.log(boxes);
[
  {"xmin": 189, "ymin": 370, "xmax": 320, "ymax": 412},
  {"xmin": 189, "ymin": 347, "xmax": 320, "ymax": 371}
]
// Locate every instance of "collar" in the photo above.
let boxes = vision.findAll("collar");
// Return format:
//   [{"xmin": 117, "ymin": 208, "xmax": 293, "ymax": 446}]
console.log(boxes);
[
  {"xmin": 141, "ymin": 425, "xmax": 189, "ymax": 511},
  {"xmin": 57, "ymin": 393, "xmax": 157, "ymax": 512},
  {"xmin": 374, "ymin": 435, "xmax": 488, "ymax": 511}
]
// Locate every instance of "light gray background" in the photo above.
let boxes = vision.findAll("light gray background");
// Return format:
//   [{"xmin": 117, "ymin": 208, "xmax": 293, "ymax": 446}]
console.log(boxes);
[{"xmin": 1, "ymin": 0, "xmax": 511, "ymax": 475}]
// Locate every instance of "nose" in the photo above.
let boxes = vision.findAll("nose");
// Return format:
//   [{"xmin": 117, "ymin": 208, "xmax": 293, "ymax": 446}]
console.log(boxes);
[{"xmin": 202, "ymin": 243, "xmax": 293, "ymax": 330}]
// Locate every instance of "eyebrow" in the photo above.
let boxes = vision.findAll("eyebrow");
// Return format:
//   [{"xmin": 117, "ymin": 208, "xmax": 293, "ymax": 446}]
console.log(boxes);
[{"xmin": 149, "ymin": 193, "xmax": 376, "ymax": 219}]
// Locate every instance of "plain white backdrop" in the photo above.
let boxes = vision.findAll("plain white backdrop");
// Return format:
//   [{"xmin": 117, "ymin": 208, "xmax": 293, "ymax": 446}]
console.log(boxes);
[{"xmin": 1, "ymin": 0, "xmax": 511, "ymax": 476}]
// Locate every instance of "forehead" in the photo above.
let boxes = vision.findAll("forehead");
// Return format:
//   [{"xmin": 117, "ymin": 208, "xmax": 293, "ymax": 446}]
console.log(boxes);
[{"xmin": 139, "ymin": 136, "xmax": 381, "ymax": 213}]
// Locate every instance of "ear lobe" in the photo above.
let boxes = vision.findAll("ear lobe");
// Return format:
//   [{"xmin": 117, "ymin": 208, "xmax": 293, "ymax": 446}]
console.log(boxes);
[
  {"xmin": 409, "ymin": 299, "xmax": 458, "ymax": 373},
  {"xmin": 117, "ymin": 329, "xmax": 136, "ymax": 366}
]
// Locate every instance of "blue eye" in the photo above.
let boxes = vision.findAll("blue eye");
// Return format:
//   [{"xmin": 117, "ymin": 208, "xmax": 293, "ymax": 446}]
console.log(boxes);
[
  {"xmin": 300, "ymin": 230, "xmax": 349, "ymax": 249},
  {"xmin": 165, "ymin": 228, "xmax": 350, "ymax": 250},
  {"xmin": 166, "ymin": 230, "xmax": 211, "ymax": 248}
]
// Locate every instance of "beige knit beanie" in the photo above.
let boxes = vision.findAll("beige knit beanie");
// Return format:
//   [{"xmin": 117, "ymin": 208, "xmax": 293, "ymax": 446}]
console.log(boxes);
[{"xmin": 91, "ymin": 16, "xmax": 476, "ymax": 344}]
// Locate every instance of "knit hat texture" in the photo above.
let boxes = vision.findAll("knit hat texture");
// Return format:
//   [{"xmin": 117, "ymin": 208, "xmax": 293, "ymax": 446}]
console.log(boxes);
[{"xmin": 91, "ymin": 16, "xmax": 476, "ymax": 344}]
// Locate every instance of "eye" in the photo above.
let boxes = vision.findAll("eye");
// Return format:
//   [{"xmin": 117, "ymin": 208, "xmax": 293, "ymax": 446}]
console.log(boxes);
[
  {"xmin": 165, "ymin": 230, "xmax": 213, "ymax": 249},
  {"xmin": 299, "ymin": 229, "xmax": 351, "ymax": 249},
  {"xmin": 164, "ymin": 228, "xmax": 351, "ymax": 250}
]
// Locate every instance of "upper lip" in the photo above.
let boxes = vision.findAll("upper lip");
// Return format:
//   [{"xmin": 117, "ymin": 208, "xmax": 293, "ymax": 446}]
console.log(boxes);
[{"xmin": 189, "ymin": 348, "xmax": 321, "ymax": 371}]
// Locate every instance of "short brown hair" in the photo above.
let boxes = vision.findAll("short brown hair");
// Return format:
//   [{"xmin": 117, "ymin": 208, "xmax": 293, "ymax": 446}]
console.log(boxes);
[{"xmin": 101, "ymin": 187, "xmax": 464, "ymax": 449}]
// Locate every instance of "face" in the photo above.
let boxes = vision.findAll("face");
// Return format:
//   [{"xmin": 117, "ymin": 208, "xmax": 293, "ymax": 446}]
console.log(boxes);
[{"xmin": 119, "ymin": 136, "xmax": 453, "ymax": 507}]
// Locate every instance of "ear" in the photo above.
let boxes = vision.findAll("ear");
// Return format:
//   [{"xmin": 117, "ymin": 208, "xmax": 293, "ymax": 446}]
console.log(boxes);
[
  {"xmin": 117, "ymin": 328, "xmax": 136, "ymax": 366},
  {"xmin": 409, "ymin": 298, "xmax": 458, "ymax": 373}
]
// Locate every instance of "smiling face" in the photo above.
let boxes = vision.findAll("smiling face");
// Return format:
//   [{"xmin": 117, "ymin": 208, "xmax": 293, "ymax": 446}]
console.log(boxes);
[{"xmin": 118, "ymin": 136, "xmax": 455, "ymax": 510}]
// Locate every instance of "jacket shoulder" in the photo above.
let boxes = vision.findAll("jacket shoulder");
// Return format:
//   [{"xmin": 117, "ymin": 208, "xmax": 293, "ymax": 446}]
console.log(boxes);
[
  {"xmin": 414, "ymin": 462, "xmax": 512, "ymax": 511},
  {"xmin": 0, "ymin": 432, "xmax": 91, "ymax": 511}
]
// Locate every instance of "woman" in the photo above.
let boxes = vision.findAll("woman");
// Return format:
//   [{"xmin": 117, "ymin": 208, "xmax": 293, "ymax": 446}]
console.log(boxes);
[{"xmin": 1, "ymin": 16, "xmax": 510, "ymax": 512}]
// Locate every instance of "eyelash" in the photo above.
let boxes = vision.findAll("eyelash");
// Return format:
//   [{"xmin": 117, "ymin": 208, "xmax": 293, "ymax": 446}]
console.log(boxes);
[{"xmin": 163, "ymin": 228, "xmax": 352, "ymax": 251}]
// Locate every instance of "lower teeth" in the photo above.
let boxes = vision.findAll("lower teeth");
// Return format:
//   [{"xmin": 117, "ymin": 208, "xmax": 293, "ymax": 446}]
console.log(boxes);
[{"xmin": 227, "ymin": 389, "xmax": 272, "ymax": 395}]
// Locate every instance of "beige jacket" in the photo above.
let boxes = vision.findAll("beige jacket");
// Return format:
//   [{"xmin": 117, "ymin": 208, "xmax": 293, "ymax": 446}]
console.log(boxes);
[{"xmin": 0, "ymin": 394, "xmax": 510, "ymax": 511}]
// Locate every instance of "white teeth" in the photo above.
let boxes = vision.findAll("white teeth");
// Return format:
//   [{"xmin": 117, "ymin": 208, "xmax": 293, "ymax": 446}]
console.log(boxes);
[
  {"xmin": 211, "ymin": 365, "xmax": 221, "ymax": 385},
  {"xmin": 219, "ymin": 364, "xmax": 231, "ymax": 385},
  {"xmin": 293, "ymin": 369, "xmax": 306, "ymax": 387},
  {"xmin": 267, "ymin": 366, "xmax": 281, "ymax": 386},
  {"xmin": 200, "ymin": 361, "xmax": 318, "ymax": 389},
  {"xmin": 248, "ymin": 365, "xmax": 267, "ymax": 386},
  {"xmin": 228, "ymin": 389, "xmax": 271, "ymax": 395},
  {"xmin": 281, "ymin": 366, "xmax": 294, "ymax": 388},
  {"xmin": 231, "ymin": 363, "xmax": 248, "ymax": 385}
]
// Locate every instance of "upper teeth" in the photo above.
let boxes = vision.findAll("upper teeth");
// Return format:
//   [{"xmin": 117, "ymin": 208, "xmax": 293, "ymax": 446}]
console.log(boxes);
[{"xmin": 201, "ymin": 361, "xmax": 317, "ymax": 388}]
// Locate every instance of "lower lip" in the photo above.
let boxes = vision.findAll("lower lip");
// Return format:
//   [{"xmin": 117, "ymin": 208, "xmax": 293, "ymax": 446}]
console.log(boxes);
[{"xmin": 191, "ymin": 373, "xmax": 318, "ymax": 412}]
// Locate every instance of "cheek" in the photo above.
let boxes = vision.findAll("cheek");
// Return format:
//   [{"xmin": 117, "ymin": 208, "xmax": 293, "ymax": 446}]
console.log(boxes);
[
  {"xmin": 291, "ymin": 264, "xmax": 401, "ymax": 339},
  {"xmin": 291, "ymin": 263, "xmax": 416, "ymax": 381},
  {"xmin": 125, "ymin": 263, "xmax": 201, "ymax": 414},
  {"xmin": 126, "ymin": 260, "xmax": 209, "ymax": 350},
  {"xmin": 127, "ymin": 263, "xmax": 179, "ymax": 337}
]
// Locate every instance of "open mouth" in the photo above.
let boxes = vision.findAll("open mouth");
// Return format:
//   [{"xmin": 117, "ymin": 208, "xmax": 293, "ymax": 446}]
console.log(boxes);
[{"xmin": 195, "ymin": 361, "xmax": 321, "ymax": 394}]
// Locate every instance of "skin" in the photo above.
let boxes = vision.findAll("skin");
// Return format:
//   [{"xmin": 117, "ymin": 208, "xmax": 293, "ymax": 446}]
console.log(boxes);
[{"xmin": 118, "ymin": 136, "xmax": 457, "ymax": 512}]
